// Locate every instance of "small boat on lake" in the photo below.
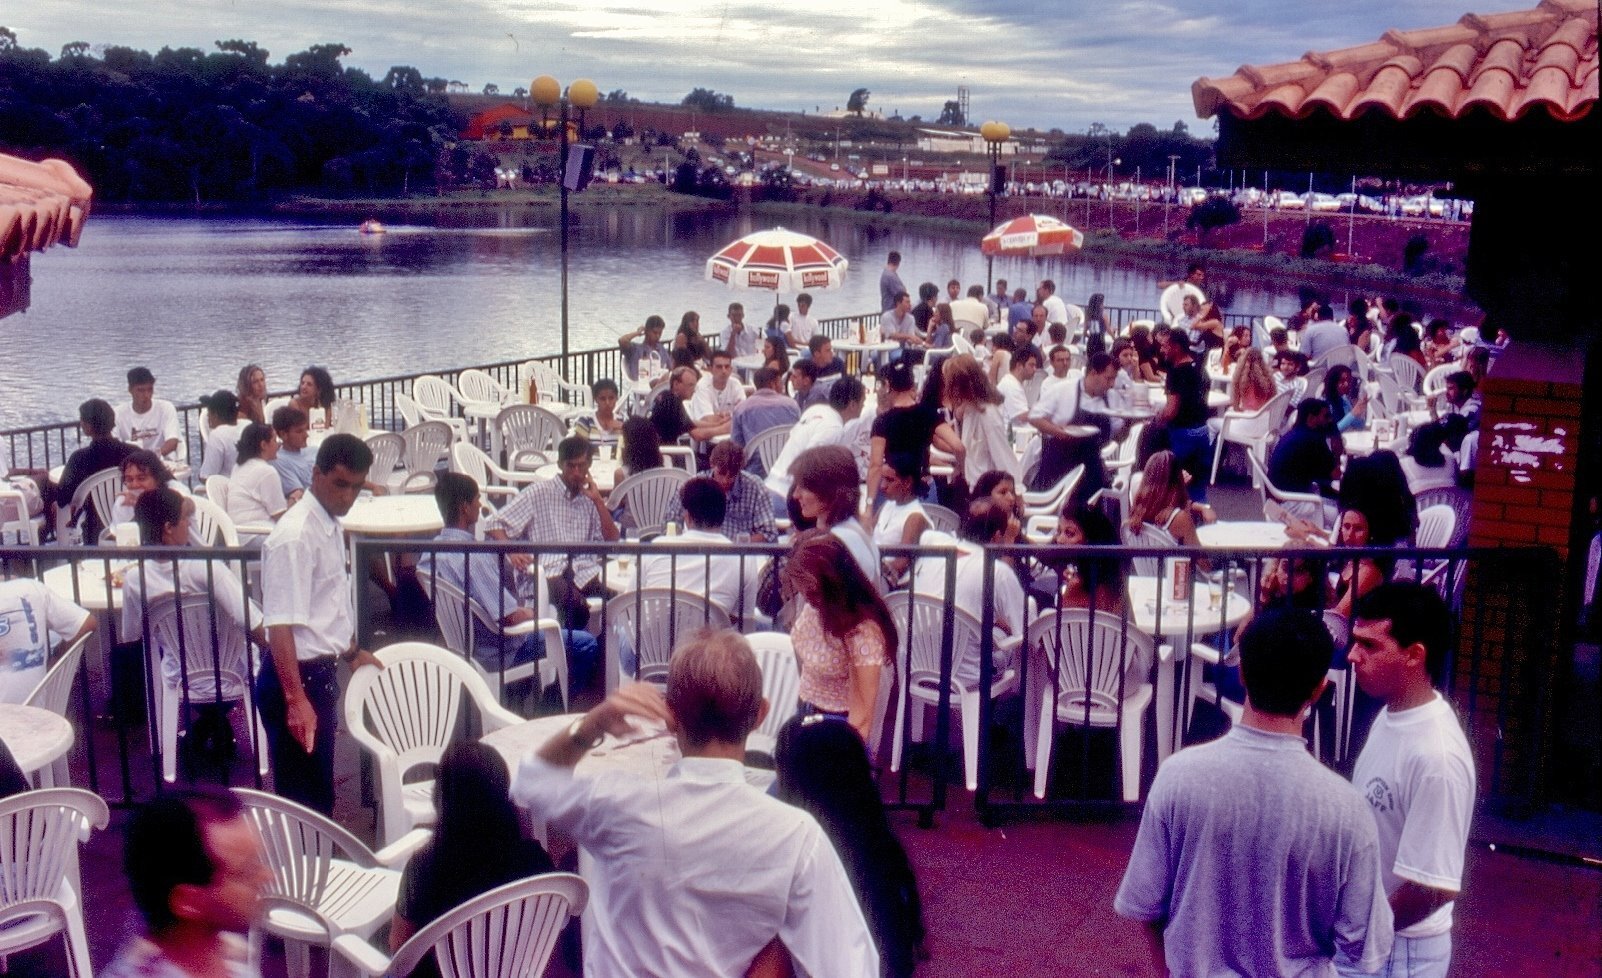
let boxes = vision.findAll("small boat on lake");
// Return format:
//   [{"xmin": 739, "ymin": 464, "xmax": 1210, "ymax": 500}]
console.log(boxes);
[{"xmin": 359, "ymin": 218, "xmax": 386, "ymax": 235}]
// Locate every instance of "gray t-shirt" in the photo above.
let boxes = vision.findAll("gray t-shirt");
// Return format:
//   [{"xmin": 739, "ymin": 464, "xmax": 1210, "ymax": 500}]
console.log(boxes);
[{"xmin": 1115, "ymin": 724, "xmax": 1393, "ymax": 977}]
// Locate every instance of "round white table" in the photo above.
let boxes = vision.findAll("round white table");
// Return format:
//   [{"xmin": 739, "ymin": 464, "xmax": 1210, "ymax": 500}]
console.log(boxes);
[
  {"xmin": 0, "ymin": 703, "xmax": 75, "ymax": 780},
  {"xmin": 42, "ymin": 561, "xmax": 125, "ymax": 612},
  {"xmin": 1341, "ymin": 429, "xmax": 1402, "ymax": 457},
  {"xmin": 340, "ymin": 495, "xmax": 445, "ymax": 536},
  {"xmin": 731, "ymin": 354, "xmax": 766, "ymax": 381},
  {"xmin": 833, "ymin": 340, "xmax": 900, "ymax": 373},
  {"xmin": 1197, "ymin": 521, "xmax": 1290, "ymax": 550}
]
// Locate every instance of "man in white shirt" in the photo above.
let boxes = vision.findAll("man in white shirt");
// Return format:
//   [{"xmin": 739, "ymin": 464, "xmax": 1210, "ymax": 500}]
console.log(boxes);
[
  {"xmin": 1039, "ymin": 344, "xmax": 1075, "ymax": 400},
  {"xmin": 914, "ymin": 499, "xmax": 1024, "ymax": 691},
  {"xmin": 0, "ymin": 576, "xmax": 93, "ymax": 704},
  {"xmin": 950, "ymin": 284, "xmax": 990, "ymax": 332},
  {"xmin": 720, "ymin": 302, "xmax": 758, "ymax": 358},
  {"xmin": 114, "ymin": 366, "xmax": 181, "ymax": 459},
  {"xmin": 1029, "ymin": 351, "xmax": 1117, "ymax": 498},
  {"xmin": 512, "ymin": 631, "xmax": 879, "ymax": 977},
  {"xmin": 1340, "ymin": 582, "xmax": 1475, "ymax": 978},
  {"xmin": 785, "ymin": 292, "xmax": 819, "ymax": 348},
  {"xmin": 996, "ymin": 346, "xmax": 1039, "ymax": 425},
  {"xmin": 259, "ymin": 434, "xmax": 382, "ymax": 815},
  {"xmin": 690, "ymin": 350, "xmax": 746, "ymax": 421},
  {"xmin": 764, "ymin": 377, "xmax": 863, "ymax": 506},
  {"xmin": 1038, "ymin": 279, "xmax": 1069, "ymax": 327},
  {"xmin": 643, "ymin": 477, "xmax": 753, "ymax": 619},
  {"xmin": 195, "ymin": 391, "xmax": 245, "ymax": 481}
]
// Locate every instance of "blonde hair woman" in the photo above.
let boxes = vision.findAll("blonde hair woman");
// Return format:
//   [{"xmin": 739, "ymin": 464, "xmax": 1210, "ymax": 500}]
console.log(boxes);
[
  {"xmin": 1230, "ymin": 347, "xmax": 1278, "ymax": 413},
  {"xmin": 941, "ymin": 355, "xmax": 1020, "ymax": 489}
]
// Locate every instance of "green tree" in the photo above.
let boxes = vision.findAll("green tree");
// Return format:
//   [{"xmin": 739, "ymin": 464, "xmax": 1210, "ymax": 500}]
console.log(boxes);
[
  {"xmin": 0, "ymin": 27, "xmax": 17, "ymax": 51},
  {"xmin": 847, "ymin": 87, "xmax": 870, "ymax": 117},
  {"xmin": 383, "ymin": 65, "xmax": 424, "ymax": 92},
  {"xmin": 682, "ymin": 87, "xmax": 734, "ymax": 112},
  {"xmin": 1187, "ymin": 197, "xmax": 1240, "ymax": 246},
  {"xmin": 59, "ymin": 41, "xmax": 91, "ymax": 60},
  {"xmin": 511, "ymin": 86, "xmax": 527, "ymax": 98},
  {"xmin": 604, "ymin": 88, "xmax": 630, "ymax": 103},
  {"xmin": 215, "ymin": 39, "xmax": 268, "ymax": 63},
  {"xmin": 482, "ymin": 82, "xmax": 498, "ymax": 95}
]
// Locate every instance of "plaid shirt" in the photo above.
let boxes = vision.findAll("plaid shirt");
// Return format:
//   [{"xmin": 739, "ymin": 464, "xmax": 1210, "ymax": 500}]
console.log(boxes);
[
  {"xmin": 485, "ymin": 477, "xmax": 606, "ymax": 586},
  {"xmin": 661, "ymin": 470, "xmax": 778, "ymax": 543}
]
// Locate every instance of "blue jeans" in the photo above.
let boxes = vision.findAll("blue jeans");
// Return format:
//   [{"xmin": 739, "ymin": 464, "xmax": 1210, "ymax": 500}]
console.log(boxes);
[
  {"xmin": 1337, "ymin": 931, "xmax": 1451, "ymax": 978},
  {"xmin": 1167, "ymin": 423, "xmax": 1213, "ymax": 503}
]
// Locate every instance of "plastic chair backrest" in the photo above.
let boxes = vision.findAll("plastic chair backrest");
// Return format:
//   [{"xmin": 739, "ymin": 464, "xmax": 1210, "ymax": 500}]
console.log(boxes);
[
  {"xmin": 604, "ymin": 589, "xmax": 730, "ymax": 687},
  {"xmin": 419, "ymin": 572, "xmax": 476, "ymax": 660},
  {"xmin": 395, "ymin": 393, "xmax": 423, "ymax": 428},
  {"xmin": 743, "ymin": 424, "xmax": 793, "ymax": 478},
  {"xmin": 145, "ymin": 591, "xmax": 254, "ymax": 702},
  {"xmin": 496, "ymin": 405, "xmax": 566, "ymax": 461},
  {"xmin": 366, "ymin": 432, "xmax": 406, "ymax": 487},
  {"xmin": 72, "ymin": 468, "xmax": 122, "ymax": 533},
  {"xmin": 1120, "ymin": 521, "xmax": 1178, "ymax": 580},
  {"xmin": 188, "ymin": 496, "xmax": 241, "ymax": 547},
  {"xmin": 921, "ymin": 503, "xmax": 960, "ymax": 534},
  {"xmin": 450, "ymin": 442, "xmax": 492, "ymax": 489},
  {"xmin": 0, "ymin": 488, "xmax": 40, "ymax": 545},
  {"xmin": 1422, "ymin": 363, "xmax": 1454, "ymax": 398},
  {"xmin": 0, "ymin": 788, "xmax": 109, "ymax": 911},
  {"xmin": 458, "ymin": 369, "xmax": 509, "ymax": 406},
  {"xmin": 1027, "ymin": 609, "xmax": 1154, "ymax": 721},
  {"xmin": 1387, "ymin": 354, "xmax": 1423, "ymax": 392},
  {"xmin": 743, "ymin": 633, "xmax": 801, "ymax": 747},
  {"xmin": 205, "ymin": 474, "xmax": 232, "ymax": 510},
  {"xmin": 885, "ymin": 589, "xmax": 980, "ymax": 696},
  {"xmin": 235, "ymin": 787, "xmax": 376, "ymax": 911},
  {"xmin": 402, "ymin": 421, "xmax": 454, "ymax": 478},
  {"xmin": 1322, "ymin": 610, "xmax": 1351, "ymax": 650},
  {"xmin": 413, "ymin": 376, "xmax": 458, "ymax": 417},
  {"xmin": 387, "ymin": 874, "xmax": 588, "ymax": 978},
  {"xmin": 24, "ymin": 634, "xmax": 88, "ymax": 717},
  {"xmin": 1415, "ymin": 504, "xmax": 1457, "ymax": 550},
  {"xmin": 611, "ymin": 468, "xmax": 692, "ymax": 539}
]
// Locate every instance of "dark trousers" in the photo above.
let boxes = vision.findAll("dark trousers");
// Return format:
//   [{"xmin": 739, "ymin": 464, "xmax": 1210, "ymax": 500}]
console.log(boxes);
[
  {"xmin": 256, "ymin": 655, "xmax": 340, "ymax": 816},
  {"xmin": 1033, "ymin": 434, "xmax": 1108, "ymax": 509},
  {"xmin": 547, "ymin": 573, "xmax": 609, "ymax": 633}
]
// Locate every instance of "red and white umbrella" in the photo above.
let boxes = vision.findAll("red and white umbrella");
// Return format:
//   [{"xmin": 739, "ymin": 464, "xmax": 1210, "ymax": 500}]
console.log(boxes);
[
  {"xmin": 705, "ymin": 227, "xmax": 848, "ymax": 292},
  {"xmin": 980, "ymin": 214, "xmax": 1085, "ymax": 257}
]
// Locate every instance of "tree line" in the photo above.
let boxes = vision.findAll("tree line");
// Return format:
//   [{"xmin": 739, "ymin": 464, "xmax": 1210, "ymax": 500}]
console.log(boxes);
[{"xmin": 0, "ymin": 31, "xmax": 481, "ymax": 202}]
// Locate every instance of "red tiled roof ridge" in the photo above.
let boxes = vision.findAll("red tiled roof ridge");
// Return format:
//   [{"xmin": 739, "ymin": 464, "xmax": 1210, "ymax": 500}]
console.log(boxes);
[
  {"xmin": 0, "ymin": 153, "xmax": 93, "ymax": 262},
  {"xmin": 1193, "ymin": 0, "xmax": 1598, "ymax": 123}
]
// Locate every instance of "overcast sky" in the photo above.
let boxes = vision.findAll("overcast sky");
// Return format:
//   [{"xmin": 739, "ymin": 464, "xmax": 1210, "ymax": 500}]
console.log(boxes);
[{"xmin": 15, "ymin": 0, "xmax": 1508, "ymax": 131}]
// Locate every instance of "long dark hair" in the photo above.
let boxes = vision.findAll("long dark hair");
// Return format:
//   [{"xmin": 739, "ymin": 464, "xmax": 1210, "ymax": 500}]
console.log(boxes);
[
  {"xmin": 620, "ymin": 416, "xmax": 662, "ymax": 473},
  {"xmin": 301, "ymin": 366, "xmax": 336, "ymax": 411},
  {"xmin": 784, "ymin": 533, "xmax": 898, "ymax": 652},
  {"xmin": 776, "ymin": 717, "xmax": 925, "ymax": 978}
]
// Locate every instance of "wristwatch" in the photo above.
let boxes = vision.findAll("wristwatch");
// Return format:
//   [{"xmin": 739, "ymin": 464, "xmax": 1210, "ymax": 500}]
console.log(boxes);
[{"xmin": 567, "ymin": 718, "xmax": 604, "ymax": 750}]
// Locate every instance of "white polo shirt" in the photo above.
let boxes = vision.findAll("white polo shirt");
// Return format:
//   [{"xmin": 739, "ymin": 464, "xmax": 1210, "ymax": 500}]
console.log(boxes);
[
  {"xmin": 262, "ymin": 493, "xmax": 352, "ymax": 661},
  {"xmin": 690, "ymin": 374, "xmax": 746, "ymax": 419},
  {"xmin": 114, "ymin": 399, "xmax": 181, "ymax": 455}
]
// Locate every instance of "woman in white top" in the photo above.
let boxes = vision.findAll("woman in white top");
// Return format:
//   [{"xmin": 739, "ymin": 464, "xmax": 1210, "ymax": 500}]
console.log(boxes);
[
  {"xmin": 872, "ymin": 454, "xmax": 931, "ymax": 587},
  {"xmin": 942, "ymin": 354, "xmax": 1021, "ymax": 488},
  {"xmin": 788, "ymin": 445, "xmax": 880, "ymax": 587},
  {"xmin": 227, "ymin": 423, "xmax": 293, "ymax": 544},
  {"xmin": 1401, "ymin": 423, "xmax": 1458, "ymax": 493}
]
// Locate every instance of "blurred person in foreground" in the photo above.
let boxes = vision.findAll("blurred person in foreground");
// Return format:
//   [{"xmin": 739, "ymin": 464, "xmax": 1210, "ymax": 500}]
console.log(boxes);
[
  {"xmin": 512, "ymin": 629, "xmax": 878, "ymax": 977},
  {"xmin": 104, "ymin": 790, "xmax": 271, "ymax": 978},
  {"xmin": 1116, "ymin": 607, "xmax": 1392, "ymax": 977}
]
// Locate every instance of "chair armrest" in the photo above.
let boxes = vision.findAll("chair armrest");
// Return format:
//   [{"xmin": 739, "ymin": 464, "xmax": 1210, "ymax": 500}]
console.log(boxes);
[
  {"xmin": 331, "ymin": 933, "xmax": 391, "ymax": 977},
  {"xmin": 480, "ymin": 485, "xmax": 521, "ymax": 499},
  {"xmin": 501, "ymin": 618, "xmax": 536, "ymax": 636},
  {"xmin": 373, "ymin": 827, "xmax": 433, "ymax": 869},
  {"xmin": 1187, "ymin": 643, "xmax": 1223, "ymax": 666},
  {"xmin": 236, "ymin": 523, "xmax": 275, "ymax": 537}
]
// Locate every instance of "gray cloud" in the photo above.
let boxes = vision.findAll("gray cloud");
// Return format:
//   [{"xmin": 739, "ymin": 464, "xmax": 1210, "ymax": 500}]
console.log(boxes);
[{"xmin": 17, "ymin": 0, "xmax": 1504, "ymax": 130}]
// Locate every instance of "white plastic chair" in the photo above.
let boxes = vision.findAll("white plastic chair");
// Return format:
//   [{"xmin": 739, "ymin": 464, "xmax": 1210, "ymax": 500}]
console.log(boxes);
[
  {"xmin": 520, "ymin": 360, "xmax": 592, "ymax": 416},
  {"xmin": 921, "ymin": 503, "xmax": 961, "ymax": 534},
  {"xmin": 603, "ymin": 588, "xmax": 730, "ymax": 693},
  {"xmin": 495, "ymin": 404, "xmax": 567, "ymax": 470},
  {"xmin": 331, "ymin": 874, "xmax": 587, "ymax": 978},
  {"xmin": 1247, "ymin": 449, "xmax": 1333, "ymax": 531},
  {"xmin": 1021, "ymin": 465, "xmax": 1083, "ymax": 520},
  {"xmin": 21, "ymin": 635, "xmax": 88, "ymax": 787},
  {"xmin": 0, "ymin": 488, "xmax": 43, "ymax": 545},
  {"xmin": 237, "ymin": 787, "xmax": 431, "ymax": 978},
  {"xmin": 885, "ymin": 591, "xmax": 1017, "ymax": 792},
  {"xmin": 1027, "ymin": 609, "xmax": 1154, "ymax": 803},
  {"xmin": 365, "ymin": 432, "xmax": 406, "ymax": 492},
  {"xmin": 610, "ymin": 468, "xmax": 692, "ymax": 539},
  {"xmin": 742, "ymin": 423, "xmax": 793, "ymax": 478},
  {"xmin": 401, "ymin": 421, "xmax": 455, "ymax": 493},
  {"xmin": 189, "ymin": 496, "xmax": 242, "ymax": 547},
  {"xmin": 1309, "ymin": 344, "xmax": 1363, "ymax": 374},
  {"xmin": 743, "ymin": 632, "xmax": 801, "ymax": 756},
  {"xmin": 1422, "ymin": 363, "xmax": 1455, "ymax": 401},
  {"xmin": 413, "ymin": 375, "xmax": 466, "ymax": 427},
  {"xmin": 1415, "ymin": 504, "xmax": 1458, "ymax": 550},
  {"xmin": 1413, "ymin": 487, "xmax": 1471, "ymax": 548},
  {"xmin": 395, "ymin": 392, "xmax": 423, "ymax": 429},
  {"xmin": 57, "ymin": 468, "xmax": 120, "ymax": 545},
  {"xmin": 457, "ymin": 368, "xmax": 514, "ymax": 408},
  {"xmin": 450, "ymin": 442, "xmax": 542, "ymax": 506},
  {"xmin": 1120, "ymin": 521, "xmax": 1179, "ymax": 580},
  {"xmin": 0, "ymin": 788, "xmax": 109, "ymax": 978},
  {"xmin": 205, "ymin": 474, "xmax": 232, "ymax": 509},
  {"xmin": 1209, "ymin": 388, "xmax": 1290, "ymax": 484},
  {"xmin": 146, "ymin": 592, "xmax": 268, "ymax": 784},
  {"xmin": 419, "ymin": 571, "xmax": 567, "ymax": 709},
  {"xmin": 1313, "ymin": 611, "xmax": 1358, "ymax": 764},
  {"xmin": 1387, "ymin": 354, "xmax": 1424, "ymax": 394},
  {"xmin": 343, "ymin": 642, "xmax": 523, "ymax": 847}
]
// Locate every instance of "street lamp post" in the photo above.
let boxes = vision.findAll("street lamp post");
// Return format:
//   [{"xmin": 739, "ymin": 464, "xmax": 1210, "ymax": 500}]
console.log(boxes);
[
  {"xmin": 980, "ymin": 120, "xmax": 1010, "ymax": 293},
  {"xmin": 531, "ymin": 74, "xmax": 598, "ymax": 363}
]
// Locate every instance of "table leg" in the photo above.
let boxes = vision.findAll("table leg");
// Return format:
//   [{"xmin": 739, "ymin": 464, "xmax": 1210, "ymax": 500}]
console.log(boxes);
[{"xmin": 1155, "ymin": 652, "xmax": 1177, "ymax": 763}]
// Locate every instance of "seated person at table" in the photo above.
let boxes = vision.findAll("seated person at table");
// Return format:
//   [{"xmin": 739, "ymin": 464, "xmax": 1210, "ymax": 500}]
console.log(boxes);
[
  {"xmin": 616, "ymin": 416, "xmax": 664, "ymax": 487},
  {"xmin": 109, "ymin": 450, "xmax": 188, "ymax": 529},
  {"xmin": 1230, "ymin": 348, "xmax": 1278, "ymax": 413},
  {"xmin": 586, "ymin": 378, "xmax": 624, "ymax": 439},
  {"xmin": 873, "ymin": 454, "xmax": 931, "ymax": 587},
  {"xmin": 1126, "ymin": 451, "xmax": 1213, "ymax": 555},
  {"xmin": 269, "ymin": 406, "xmax": 315, "ymax": 498},
  {"xmin": 392, "ymin": 742, "xmax": 553, "ymax": 978},
  {"xmin": 996, "ymin": 346, "xmax": 1038, "ymax": 425},
  {"xmin": 114, "ymin": 366, "xmax": 181, "ymax": 459},
  {"xmin": 642, "ymin": 477, "xmax": 752, "ymax": 618},
  {"xmin": 122, "ymin": 487, "xmax": 269, "ymax": 694},
  {"xmin": 880, "ymin": 290, "xmax": 922, "ymax": 362},
  {"xmin": 1029, "ymin": 351, "xmax": 1118, "ymax": 500},
  {"xmin": 423, "ymin": 472, "xmax": 598, "ymax": 690},
  {"xmin": 1051, "ymin": 505, "xmax": 1126, "ymax": 614},
  {"xmin": 194, "ymin": 390, "xmax": 245, "ymax": 481},
  {"xmin": 1040, "ymin": 343, "xmax": 1075, "ymax": 400},
  {"xmin": 691, "ymin": 350, "xmax": 746, "ymax": 420},
  {"xmin": 914, "ymin": 498, "xmax": 1024, "ymax": 689},
  {"xmin": 227, "ymin": 423, "xmax": 292, "ymax": 544},
  {"xmin": 1231, "ymin": 554, "xmax": 1330, "ymax": 646},
  {"xmin": 785, "ymin": 292, "xmax": 819, "ymax": 349},
  {"xmin": 56, "ymin": 398, "xmax": 139, "ymax": 545},
  {"xmin": 1174, "ymin": 293, "xmax": 1225, "ymax": 349},
  {"xmin": 765, "ymin": 379, "xmax": 860, "ymax": 508},
  {"xmin": 731, "ymin": 368, "xmax": 801, "ymax": 464},
  {"xmin": 674, "ymin": 311, "xmax": 712, "ymax": 364},
  {"xmin": 720, "ymin": 302, "xmax": 759, "ymax": 359},
  {"xmin": 485, "ymin": 436, "xmax": 620, "ymax": 634},
  {"xmin": 512, "ymin": 631, "xmax": 880, "ymax": 977},
  {"xmin": 789, "ymin": 359, "xmax": 825, "ymax": 411},
  {"xmin": 1338, "ymin": 452, "xmax": 1417, "ymax": 547},
  {"xmin": 1273, "ymin": 350, "xmax": 1310, "ymax": 404},
  {"xmin": 1323, "ymin": 365, "xmax": 1369, "ymax": 433},
  {"xmin": 651, "ymin": 366, "xmax": 731, "ymax": 449},
  {"xmin": 1401, "ymin": 422, "xmax": 1458, "ymax": 493},
  {"xmin": 617, "ymin": 315, "xmax": 672, "ymax": 381},
  {"xmin": 775, "ymin": 715, "xmax": 927, "ymax": 978},
  {"xmin": 808, "ymin": 334, "xmax": 846, "ymax": 379},
  {"xmin": 284, "ymin": 366, "xmax": 336, "ymax": 429},
  {"xmin": 1269, "ymin": 399, "xmax": 1341, "ymax": 509},
  {"xmin": 0, "ymin": 573, "xmax": 94, "ymax": 704},
  {"xmin": 664, "ymin": 442, "xmax": 778, "ymax": 544},
  {"xmin": 760, "ymin": 334, "xmax": 790, "ymax": 375}
]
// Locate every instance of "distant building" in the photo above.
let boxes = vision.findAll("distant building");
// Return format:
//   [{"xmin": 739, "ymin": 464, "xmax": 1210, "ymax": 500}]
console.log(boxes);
[{"xmin": 915, "ymin": 128, "xmax": 1038, "ymax": 155}]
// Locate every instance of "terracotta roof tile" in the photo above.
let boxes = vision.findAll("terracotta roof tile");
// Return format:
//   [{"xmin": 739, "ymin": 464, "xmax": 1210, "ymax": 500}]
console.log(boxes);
[
  {"xmin": 0, "ymin": 154, "xmax": 92, "ymax": 263},
  {"xmin": 1193, "ymin": 0, "xmax": 1598, "ymax": 123}
]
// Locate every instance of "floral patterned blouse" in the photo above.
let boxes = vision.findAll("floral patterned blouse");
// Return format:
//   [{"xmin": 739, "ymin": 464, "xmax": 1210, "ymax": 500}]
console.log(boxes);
[{"xmin": 792, "ymin": 602, "xmax": 890, "ymax": 713}]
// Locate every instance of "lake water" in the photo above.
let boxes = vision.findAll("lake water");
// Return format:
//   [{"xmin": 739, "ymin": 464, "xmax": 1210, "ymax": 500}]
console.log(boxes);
[{"xmin": 8, "ymin": 208, "xmax": 1335, "ymax": 428}]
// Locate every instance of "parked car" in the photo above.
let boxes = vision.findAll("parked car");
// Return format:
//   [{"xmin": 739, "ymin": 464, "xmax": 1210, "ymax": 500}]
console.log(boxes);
[
  {"xmin": 1275, "ymin": 191, "xmax": 1305, "ymax": 210},
  {"xmin": 1306, "ymin": 192, "xmax": 1342, "ymax": 212},
  {"xmin": 1178, "ymin": 187, "xmax": 1208, "ymax": 206}
]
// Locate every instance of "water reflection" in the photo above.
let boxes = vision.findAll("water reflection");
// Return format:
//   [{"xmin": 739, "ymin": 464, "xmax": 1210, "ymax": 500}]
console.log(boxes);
[{"xmin": 4, "ymin": 208, "xmax": 1462, "ymax": 428}]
